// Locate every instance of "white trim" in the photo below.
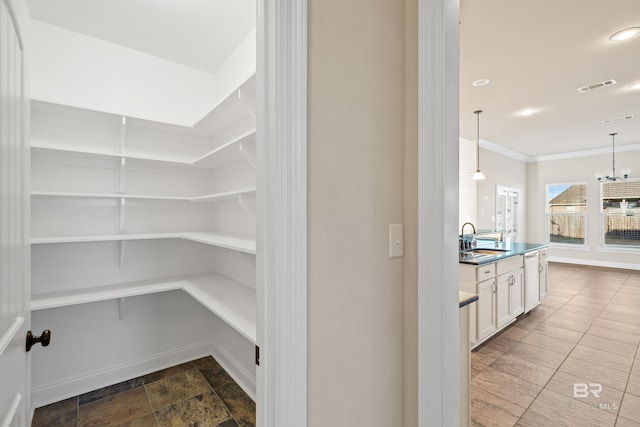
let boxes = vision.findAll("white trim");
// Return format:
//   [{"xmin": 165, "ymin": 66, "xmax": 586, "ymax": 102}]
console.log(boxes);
[
  {"xmin": 0, "ymin": 316, "xmax": 25, "ymax": 356},
  {"xmin": 256, "ymin": 1, "xmax": 307, "ymax": 426},
  {"xmin": 534, "ymin": 142, "xmax": 640, "ymax": 163},
  {"xmin": 549, "ymin": 256, "xmax": 640, "ymax": 271},
  {"xmin": 596, "ymin": 245, "xmax": 640, "ymax": 254},
  {"xmin": 418, "ymin": 0, "xmax": 459, "ymax": 426},
  {"xmin": 31, "ymin": 340, "xmax": 212, "ymax": 408},
  {"xmin": 1, "ymin": 393, "xmax": 22, "ymax": 427},
  {"xmin": 480, "ymin": 139, "xmax": 533, "ymax": 163},
  {"xmin": 210, "ymin": 342, "xmax": 256, "ymax": 401}
]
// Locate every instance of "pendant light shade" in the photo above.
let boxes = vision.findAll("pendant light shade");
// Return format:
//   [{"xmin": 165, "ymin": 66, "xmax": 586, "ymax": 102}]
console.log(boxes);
[{"xmin": 472, "ymin": 110, "xmax": 486, "ymax": 180}]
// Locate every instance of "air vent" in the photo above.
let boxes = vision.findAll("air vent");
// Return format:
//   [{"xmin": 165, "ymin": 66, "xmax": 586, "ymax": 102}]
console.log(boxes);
[
  {"xmin": 602, "ymin": 115, "xmax": 634, "ymax": 124},
  {"xmin": 577, "ymin": 79, "xmax": 617, "ymax": 93}
]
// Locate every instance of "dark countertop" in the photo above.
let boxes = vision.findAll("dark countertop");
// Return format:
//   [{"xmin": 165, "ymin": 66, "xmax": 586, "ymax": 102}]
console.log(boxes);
[
  {"xmin": 459, "ymin": 241, "xmax": 549, "ymax": 265},
  {"xmin": 459, "ymin": 291, "xmax": 478, "ymax": 308}
]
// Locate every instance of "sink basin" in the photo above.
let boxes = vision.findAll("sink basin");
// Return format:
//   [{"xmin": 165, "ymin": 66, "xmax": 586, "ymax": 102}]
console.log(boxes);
[{"xmin": 470, "ymin": 248, "xmax": 509, "ymax": 255}]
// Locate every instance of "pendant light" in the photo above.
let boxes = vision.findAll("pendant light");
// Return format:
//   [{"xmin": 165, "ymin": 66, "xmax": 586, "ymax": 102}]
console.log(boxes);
[
  {"xmin": 595, "ymin": 133, "xmax": 631, "ymax": 182},
  {"xmin": 472, "ymin": 110, "xmax": 486, "ymax": 180}
]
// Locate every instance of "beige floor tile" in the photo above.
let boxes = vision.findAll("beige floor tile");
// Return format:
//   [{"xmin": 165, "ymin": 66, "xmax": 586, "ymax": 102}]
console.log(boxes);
[
  {"xmin": 540, "ymin": 300, "xmax": 565, "ymax": 311},
  {"xmin": 605, "ymin": 305, "xmax": 640, "ymax": 319},
  {"xmin": 534, "ymin": 323, "xmax": 584, "ymax": 343},
  {"xmin": 471, "ymin": 386, "xmax": 526, "ymax": 427},
  {"xmin": 527, "ymin": 388, "xmax": 617, "ymax": 427},
  {"xmin": 560, "ymin": 354, "xmax": 630, "ymax": 392},
  {"xmin": 559, "ymin": 304, "xmax": 603, "ymax": 317},
  {"xmin": 563, "ymin": 299, "xmax": 607, "ymax": 312},
  {"xmin": 600, "ymin": 311, "xmax": 640, "ymax": 327},
  {"xmin": 482, "ymin": 334, "xmax": 519, "ymax": 354},
  {"xmin": 571, "ymin": 344, "xmax": 634, "ymax": 373},
  {"xmin": 545, "ymin": 370, "xmax": 622, "ymax": 414},
  {"xmin": 573, "ymin": 294, "xmax": 612, "ymax": 305},
  {"xmin": 512, "ymin": 316, "xmax": 542, "ymax": 332},
  {"xmin": 525, "ymin": 306, "xmax": 557, "ymax": 323},
  {"xmin": 471, "ymin": 366, "xmax": 542, "ymax": 408},
  {"xmin": 549, "ymin": 309, "xmax": 599, "ymax": 325},
  {"xmin": 489, "ymin": 353, "xmax": 556, "ymax": 387},
  {"xmin": 499, "ymin": 325, "xmax": 531, "ymax": 342},
  {"xmin": 579, "ymin": 334, "xmax": 638, "ymax": 358},
  {"xmin": 515, "ymin": 408, "xmax": 564, "ymax": 426},
  {"xmin": 507, "ymin": 342, "xmax": 568, "ymax": 370},
  {"xmin": 616, "ymin": 416, "xmax": 640, "ymax": 427},
  {"xmin": 542, "ymin": 316, "xmax": 591, "ymax": 333},
  {"xmin": 78, "ymin": 387, "xmax": 152, "ymax": 427},
  {"xmin": 593, "ymin": 318, "xmax": 640, "ymax": 336},
  {"xmin": 587, "ymin": 325, "xmax": 640, "ymax": 346},
  {"xmin": 471, "ymin": 346, "xmax": 504, "ymax": 371},
  {"xmin": 620, "ymin": 393, "xmax": 640, "ymax": 423},
  {"xmin": 626, "ymin": 375, "xmax": 640, "ymax": 397},
  {"xmin": 520, "ymin": 332, "xmax": 576, "ymax": 355}
]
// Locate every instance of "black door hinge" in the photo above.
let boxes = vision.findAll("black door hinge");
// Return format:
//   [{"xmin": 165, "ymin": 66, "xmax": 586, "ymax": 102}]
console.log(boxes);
[{"xmin": 255, "ymin": 345, "xmax": 260, "ymax": 366}]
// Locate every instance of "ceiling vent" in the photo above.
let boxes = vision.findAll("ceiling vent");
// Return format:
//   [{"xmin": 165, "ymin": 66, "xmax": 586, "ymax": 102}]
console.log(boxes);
[
  {"xmin": 577, "ymin": 79, "xmax": 617, "ymax": 93},
  {"xmin": 602, "ymin": 115, "xmax": 634, "ymax": 124}
]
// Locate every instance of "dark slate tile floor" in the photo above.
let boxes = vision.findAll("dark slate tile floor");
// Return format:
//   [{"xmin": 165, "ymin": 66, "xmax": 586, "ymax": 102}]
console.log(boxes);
[{"xmin": 31, "ymin": 356, "xmax": 255, "ymax": 427}]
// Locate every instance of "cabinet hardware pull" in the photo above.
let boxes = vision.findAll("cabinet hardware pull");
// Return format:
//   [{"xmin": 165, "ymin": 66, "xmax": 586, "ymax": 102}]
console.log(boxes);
[
  {"xmin": 484, "ymin": 270, "xmax": 491, "ymax": 274},
  {"xmin": 26, "ymin": 330, "xmax": 51, "ymax": 352}
]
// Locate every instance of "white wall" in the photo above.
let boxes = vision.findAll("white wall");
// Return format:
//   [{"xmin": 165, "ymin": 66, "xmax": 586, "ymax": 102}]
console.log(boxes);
[
  {"xmin": 528, "ymin": 149, "xmax": 640, "ymax": 269},
  {"xmin": 308, "ymin": 0, "xmax": 406, "ymax": 425},
  {"xmin": 476, "ymin": 147, "xmax": 528, "ymax": 242},
  {"xmin": 459, "ymin": 138, "xmax": 477, "ymax": 230},
  {"xmin": 30, "ymin": 21, "xmax": 255, "ymax": 127}
]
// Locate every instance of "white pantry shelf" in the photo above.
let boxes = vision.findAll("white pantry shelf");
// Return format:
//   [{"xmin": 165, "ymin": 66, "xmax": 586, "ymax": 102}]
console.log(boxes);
[
  {"xmin": 31, "ymin": 232, "xmax": 257, "ymax": 254},
  {"xmin": 31, "ymin": 272, "xmax": 257, "ymax": 344},
  {"xmin": 31, "ymin": 187, "xmax": 256, "ymax": 202},
  {"xmin": 31, "ymin": 143, "xmax": 194, "ymax": 165},
  {"xmin": 192, "ymin": 128, "xmax": 256, "ymax": 168}
]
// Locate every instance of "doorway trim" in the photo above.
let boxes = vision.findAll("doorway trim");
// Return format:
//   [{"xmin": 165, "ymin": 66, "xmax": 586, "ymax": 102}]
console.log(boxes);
[
  {"xmin": 257, "ymin": 1, "xmax": 307, "ymax": 426},
  {"xmin": 418, "ymin": 0, "xmax": 460, "ymax": 425}
]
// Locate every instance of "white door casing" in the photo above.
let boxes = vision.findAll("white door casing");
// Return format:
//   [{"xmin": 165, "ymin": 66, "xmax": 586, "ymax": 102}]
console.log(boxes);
[{"xmin": 0, "ymin": 0, "xmax": 30, "ymax": 425}]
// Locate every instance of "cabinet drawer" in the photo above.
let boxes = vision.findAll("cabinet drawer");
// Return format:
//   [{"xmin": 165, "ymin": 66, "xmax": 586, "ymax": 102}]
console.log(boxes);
[
  {"xmin": 540, "ymin": 248, "xmax": 549, "ymax": 261},
  {"xmin": 497, "ymin": 256, "xmax": 523, "ymax": 275},
  {"xmin": 476, "ymin": 264, "xmax": 495, "ymax": 282}
]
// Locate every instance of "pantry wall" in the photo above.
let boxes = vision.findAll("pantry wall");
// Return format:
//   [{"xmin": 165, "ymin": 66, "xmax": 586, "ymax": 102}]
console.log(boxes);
[{"xmin": 27, "ymin": 18, "xmax": 259, "ymax": 407}]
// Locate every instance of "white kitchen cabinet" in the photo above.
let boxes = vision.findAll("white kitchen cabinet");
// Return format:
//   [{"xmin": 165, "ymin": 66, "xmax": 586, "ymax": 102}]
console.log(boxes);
[
  {"xmin": 523, "ymin": 251, "xmax": 541, "ymax": 312},
  {"xmin": 460, "ymin": 255, "xmax": 524, "ymax": 348},
  {"xmin": 30, "ymin": 76, "xmax": 259, "ymax": 406},
  {"xmin": 476, "ymin": 278, "xmax": 497, "ymax": 342},
  {"xmin": 539, "ymin": 248, "xmax": 549, "ymax": 300}
]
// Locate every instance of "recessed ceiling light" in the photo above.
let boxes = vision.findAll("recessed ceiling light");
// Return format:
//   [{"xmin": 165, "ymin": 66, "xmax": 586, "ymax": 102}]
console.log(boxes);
[
  {"xmin": 629, "ymin": 82, "xmax": 640, "ymax": 90},
  {"xmin": 517, "ymin": 108, "xmax": 539, "ymax": 117},
  {"xmin": 609, "ymin": 27, "xmax": 640, "ymax": 42},
  {"xmin": 471, "ymin": 79, "xmax": 490, "ymax": 87}
]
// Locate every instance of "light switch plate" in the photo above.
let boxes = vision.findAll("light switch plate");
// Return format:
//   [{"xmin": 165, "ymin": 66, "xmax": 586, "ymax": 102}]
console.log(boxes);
[{"xmin": 389, "ymin": 224, "xmax": 403, "ymax": 258}]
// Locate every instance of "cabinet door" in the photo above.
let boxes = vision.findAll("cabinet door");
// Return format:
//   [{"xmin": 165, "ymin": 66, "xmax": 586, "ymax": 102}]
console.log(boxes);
[
  {"xmin": 476, "ymin": 279, "xmax": 496, "ymax": 341},
  {"xmin": 510, "ymin": 268, "xmax": 524, "ymax": 317},
  {"xmin": 496, "ymin": 273, "xmax": 511, "ymax": 328},
  {"xmin": 539, "ymin": 261, "xmax": 548, "ymax": 300}
]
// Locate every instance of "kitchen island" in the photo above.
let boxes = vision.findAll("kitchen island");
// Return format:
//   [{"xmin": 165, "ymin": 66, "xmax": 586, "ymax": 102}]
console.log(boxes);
[{"xmin": 459, "ymin": 241, "xmax": 549, "ymax": 349}]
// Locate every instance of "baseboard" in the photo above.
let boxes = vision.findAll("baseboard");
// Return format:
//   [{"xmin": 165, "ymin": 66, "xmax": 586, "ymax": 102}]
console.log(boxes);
[
  {"xmin": 210, "ymin": 342, "xmax": 256, "ymax": 401},
  {"xmin": 550, "ymin": 256, "xmax": 640, "ymax": 271},
  {"xmin": 32, "ymin": 340, "xmax": 212, "ymax": 408}
]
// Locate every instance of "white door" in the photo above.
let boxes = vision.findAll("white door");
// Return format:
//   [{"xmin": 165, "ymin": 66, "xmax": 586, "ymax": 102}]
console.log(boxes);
[
  {"xmin": 496, "ymin": 186, "xmax": 519, "ymax": 243},
  {"xmin": 0, "ymin": 0, "xmax": 30, "ymax": 425}
]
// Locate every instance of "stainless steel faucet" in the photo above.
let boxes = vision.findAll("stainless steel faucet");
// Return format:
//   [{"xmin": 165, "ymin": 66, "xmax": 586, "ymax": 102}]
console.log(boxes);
[{"xmin": 460, "ymin": 222, "xmax": 477, "ymax": 251}]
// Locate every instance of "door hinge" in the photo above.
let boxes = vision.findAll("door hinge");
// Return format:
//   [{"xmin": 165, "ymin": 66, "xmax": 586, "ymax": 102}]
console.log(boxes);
[{"xmin": 255, "ymin": 345, "xmax": 260, "ymax": 366}]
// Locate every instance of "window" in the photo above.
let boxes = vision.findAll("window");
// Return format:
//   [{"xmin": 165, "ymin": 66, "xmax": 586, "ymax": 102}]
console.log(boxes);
[
  {"xmin": 601, "ymin": 179, "xmax": 640, "ymax": 248},
  {"xmin": 546, "ymin": 183, "xmax": 586, "ymax": 245}
]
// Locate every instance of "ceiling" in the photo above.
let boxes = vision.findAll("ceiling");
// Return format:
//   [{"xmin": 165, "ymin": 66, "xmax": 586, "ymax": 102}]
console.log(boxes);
[
  {"xmin": 26, "ymin": 0, "xmax": 256, "ymax": 75},
  {"xmin": 460, "ymin": 0, "xmax": 640, "ymax": 158}
]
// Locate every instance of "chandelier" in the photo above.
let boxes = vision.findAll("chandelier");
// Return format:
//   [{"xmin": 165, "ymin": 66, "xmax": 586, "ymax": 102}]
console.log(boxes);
[{"xmin": 595, "ymin": 133, "xmax": 631, "ymax": 182}]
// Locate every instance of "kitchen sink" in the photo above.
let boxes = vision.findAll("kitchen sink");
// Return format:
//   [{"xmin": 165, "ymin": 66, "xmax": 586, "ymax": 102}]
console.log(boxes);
[{"xmin": 470, "ymin": 248, "xmax": 509, "ymax": 255}]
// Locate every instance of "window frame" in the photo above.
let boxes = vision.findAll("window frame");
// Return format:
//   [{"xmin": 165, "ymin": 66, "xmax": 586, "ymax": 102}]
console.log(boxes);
[
  {"xmin": 546, "ymin": 181, "xmax": 588, "ymax": 248},
  {"xmin": 599, "ymin": 178, "xmax": 640, "ymax": 251}
]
